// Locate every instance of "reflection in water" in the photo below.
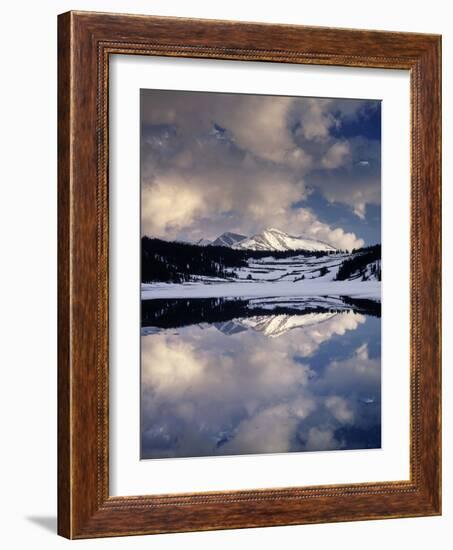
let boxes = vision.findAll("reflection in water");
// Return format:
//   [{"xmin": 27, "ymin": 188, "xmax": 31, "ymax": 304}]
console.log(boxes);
[{"xmin": 141, "ymin": 297, "xmax": 381, "ymax": 459}]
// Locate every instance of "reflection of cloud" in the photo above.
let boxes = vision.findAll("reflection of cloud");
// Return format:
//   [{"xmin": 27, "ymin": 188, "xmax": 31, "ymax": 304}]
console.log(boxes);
[
  {"xmin": 325, "ymin": 396, "xmax": 354, "ymax": 423},
  {"xmin": 222, "ymin": 399, "xmax": 316, "ymax": 455},
  {"xmin": 141, "ymin": 312, "xmax": 380, "ymax": 458},
  {"xmin": 141, "ymin": 91, "xmax": 378, "ymax": 248},
  {"xmin": 305, "ymin": 427, "xmax": 338, "ymax": 451},
  {"xmin": 284, "ymin": 311, "xmax": 366, "ymax": 357},
  {"xmin": 141, "ymin": 336, "xmax": 208, "ymax": 393},
  {"xmin": 326, "ymin": 342, "xmax": 380, "ymax": 381}
]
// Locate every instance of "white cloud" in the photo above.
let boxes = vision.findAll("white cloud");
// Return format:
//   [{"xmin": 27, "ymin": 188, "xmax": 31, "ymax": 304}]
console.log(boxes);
[
  {"xmin": 142, "ymin": 172, "xmax": 364, "ymax": 249},
  {"xmin": 353, "ymin": 202, "xmax": 367, "ymax": 219},
  {"xmin": 322, "ymin": 141, "xmax": 351, "ymax": 169},
  {"xmin": 141, "ymin": 174, "xmax": 205, "ymax": 236},
  {"xmin": 292, "ymin": 98, "xmax": 337, "ymax": 141}
]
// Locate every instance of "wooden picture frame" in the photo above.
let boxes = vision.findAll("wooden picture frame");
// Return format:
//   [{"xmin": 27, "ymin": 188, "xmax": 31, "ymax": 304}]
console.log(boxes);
[{"xmin": 58, "ymin": 10, "xmax": 441, "ymax": 539}]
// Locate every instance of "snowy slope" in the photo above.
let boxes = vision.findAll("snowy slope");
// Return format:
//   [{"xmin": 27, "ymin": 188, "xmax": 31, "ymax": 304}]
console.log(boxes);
[
  {"xmin": 195, "ymin": 238, "xmax": 212, "ymax": 246},
  {"xmin": 232, "ymin": 227, "xmax": 335, "ymax": 252},
  {"xmin": 232, "ymin": 253, "xmax": 348, "ymax": 282},
  {"xmin": 349, "ymin": 259, "xmax": 381, "ymax": 281},
  {"xmin": 141, "ymin": 250, "xmax": 381, "ymax": 300}
]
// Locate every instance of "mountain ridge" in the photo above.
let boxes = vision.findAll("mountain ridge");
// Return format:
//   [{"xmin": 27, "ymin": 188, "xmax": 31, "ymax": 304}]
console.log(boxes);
[
  {"xmin": 232, "ymin": 227, "xmax": 336, "ymax": 252},
  {"xmin": 210, "ymin": 232, "xmax": 247, "ymax": 247},
  {"xmin": 196, "ymin": 228, "xmax": 337, "ymax": 252}
]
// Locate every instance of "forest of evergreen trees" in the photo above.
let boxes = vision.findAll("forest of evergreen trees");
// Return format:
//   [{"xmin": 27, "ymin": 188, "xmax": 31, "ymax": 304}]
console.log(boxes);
[
  {"xmin": 335, "ymin": 244, "xmax": 381, "ymax": 281},
  {"xmin": 141, "ymin": 237, "xmax": 332, "ymax": 283},
  {"xmin": 142, "ymin": 238, "xmax": 246, "ymax": 283}
]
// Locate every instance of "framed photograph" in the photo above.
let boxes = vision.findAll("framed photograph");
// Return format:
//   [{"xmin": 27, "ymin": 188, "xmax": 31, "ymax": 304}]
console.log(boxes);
[{"xmin": 58, "ymin": 11, "xmax": 441, "ymax": 539}]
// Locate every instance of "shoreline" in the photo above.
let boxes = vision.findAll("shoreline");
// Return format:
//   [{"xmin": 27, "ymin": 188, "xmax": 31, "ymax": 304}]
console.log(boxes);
[{"xmin": 141, "ymin": 280, "xmax": 381, "ymax": 301}]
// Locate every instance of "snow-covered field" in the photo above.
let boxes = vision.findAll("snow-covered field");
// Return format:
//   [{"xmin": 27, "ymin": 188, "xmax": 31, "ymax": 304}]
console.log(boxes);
[
  {"xmin": 142, "ymin": 253, "xmax": 381, "ymax": 301},
  {"xmin": 232, "ymin": 253, "xmax": 349, "ymax": 282}
]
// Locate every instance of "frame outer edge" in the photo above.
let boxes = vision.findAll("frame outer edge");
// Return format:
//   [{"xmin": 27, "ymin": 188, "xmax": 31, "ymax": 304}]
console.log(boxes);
[
  {"xmin": 428, "ymin": 36, "xmax": 441, "ymax": 515},
  {"xmin": 57, "ymin": 11, "xmax": 73, "ymax": 539},
  {"xmin": 435, "ymin": 35, "xmax": 442, "ymax": 515},
  {"xmin": 409, "ymin": 38, "xmax": 442, "ymax": 515},
  {"xmin": 57, "ymin": 10, "xmax": 442, "ymax": 538}
]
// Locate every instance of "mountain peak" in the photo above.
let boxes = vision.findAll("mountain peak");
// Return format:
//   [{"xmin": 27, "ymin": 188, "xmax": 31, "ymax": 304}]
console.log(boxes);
[
  {"xmin": 232, "ymin": 228, "xmax": 336, "ymax": 252},
  {"xmin": 210, "ymin": 231, "xmax": 247, "ymax": 248},
  {"xmin": 195, "ymin": 238, "xmax": 212, "ymax": 246},
  {"xmin": 204, "ymin": 227, "xmax": 336, "ymax": 252}
]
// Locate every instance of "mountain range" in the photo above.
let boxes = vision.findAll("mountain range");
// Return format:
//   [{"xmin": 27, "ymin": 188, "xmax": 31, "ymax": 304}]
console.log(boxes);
[{"xmin": 200, "ymin": 227, "xmax": 336, "ymax": 252}]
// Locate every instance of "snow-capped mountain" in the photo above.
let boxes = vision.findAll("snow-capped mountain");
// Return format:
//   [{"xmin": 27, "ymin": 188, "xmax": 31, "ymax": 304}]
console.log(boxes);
[
  {"xmin": 195, "ymin": 238, "xmax": 212, "ymax": 246},
  {"xmin": 232, "ymin": 227, "xmax": 336, "ymax": 252},
  {"xmin": 210, "ymin": 231, "xmax": 247, "ymax": 247}
]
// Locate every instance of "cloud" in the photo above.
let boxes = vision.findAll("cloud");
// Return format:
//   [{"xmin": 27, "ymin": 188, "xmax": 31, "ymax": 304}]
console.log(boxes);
[
  {"xmin": 291, "ymin": 97, "xmax": 339, "ymax": 142},
  {"xmin": 322, "ymin": 141, "xmax": 351, "ymax": 169},
  {"xmin": 216, "ymin": 96, "xmax": 312, "ymax": 168},
  {"xmin": 141, "ymin": 162, "xmax": 364, "ymax": 249},
  {"xmin": 353, "ymin": 202, "xmax": 367, "ymax": 219},
  {"xmin": 142, "ymin": 173, "xmax": 206, "ymax": 236}
]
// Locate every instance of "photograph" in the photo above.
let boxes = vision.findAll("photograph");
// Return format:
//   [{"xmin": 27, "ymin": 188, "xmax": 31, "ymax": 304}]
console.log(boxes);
[{"xmin": 140, "ymin": 89, "xmax": 382, "ymax": 460}]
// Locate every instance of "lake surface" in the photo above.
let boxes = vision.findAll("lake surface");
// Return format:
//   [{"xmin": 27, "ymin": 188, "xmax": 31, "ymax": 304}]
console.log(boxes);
[{"xmin": 141, "ymin": 296, "xmax": 381, "ymax": 459}]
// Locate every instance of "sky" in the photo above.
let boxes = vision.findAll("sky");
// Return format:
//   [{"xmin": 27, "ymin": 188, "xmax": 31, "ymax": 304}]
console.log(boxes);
[{"xmin": 141, "ymin": 90, "xmax": 381, "ymax": 249}]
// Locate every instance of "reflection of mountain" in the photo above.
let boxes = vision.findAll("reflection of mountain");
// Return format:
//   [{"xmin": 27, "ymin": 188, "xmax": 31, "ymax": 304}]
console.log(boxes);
[
  {"xmin": 214, "ymin": 320, "xmax": 249, "ymax": 336},
  {"xmin": 216, "ymin": 311, "xmax": 337, "ymax": 338},
  {"xmin": 141, "ymin": 295, "xmax": 380, "ymax": 333}
]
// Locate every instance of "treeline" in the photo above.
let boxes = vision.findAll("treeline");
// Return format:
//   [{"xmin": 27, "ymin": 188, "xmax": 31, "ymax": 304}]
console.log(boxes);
[
  {"xmin": 141, "ymin": 237, "xmax": 334, "ymax": 283},
  {"xmin": 335, "ymin": 244, "xmax": 381, "ymax": 281},
  {"xmin": 142, "ymin": 238, "xmax": 250, "ymax": 283}
]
